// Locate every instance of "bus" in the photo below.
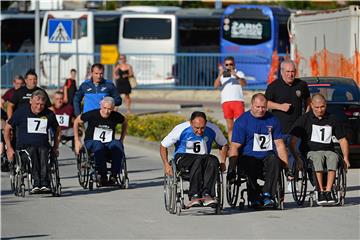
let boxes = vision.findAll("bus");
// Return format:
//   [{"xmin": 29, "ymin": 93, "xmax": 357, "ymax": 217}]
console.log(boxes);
[
  {"xmin": 220, "ymin": 5, "xmax": 290, "ymax": 89},
  {"xmin": 119, "ymin": 8, "xmax": 223, "ymax": 86},
  {"xmin": 40, "ymin": 10, "xmax": 122, "ymax": 87}
]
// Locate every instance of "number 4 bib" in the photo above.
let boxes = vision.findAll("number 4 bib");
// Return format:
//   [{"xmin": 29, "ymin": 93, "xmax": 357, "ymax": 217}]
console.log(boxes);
[
  {"xmin": 253, "ymin": 133, "xmax": 273, "ymax": 151},
  {"xmin": 93, "ymin": 127, "xmax": 113, "ymax": 143},
  {"xmin": 27, "ymin": 118, "xmax": 48, "ymax": 134}
]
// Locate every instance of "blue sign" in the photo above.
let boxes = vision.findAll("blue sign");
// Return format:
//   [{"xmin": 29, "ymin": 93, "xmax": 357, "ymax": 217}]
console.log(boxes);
[{"xmin": 48, "ymin": 19, "xmax": 73, "ymax": 43}]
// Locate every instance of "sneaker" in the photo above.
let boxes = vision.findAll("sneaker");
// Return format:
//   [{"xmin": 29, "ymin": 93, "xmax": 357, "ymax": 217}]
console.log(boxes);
[
  {"xmin": 249, "ymin": 200, "xmax": 263, "ymax": 209},
  {"xmin": 187, "ymin": 194, "xmax": 202, "ymax": 208},
  {"xmin": 108, "ymin": 175, "xmax": 117, "ymax": 185},
  {"xmin": 40, "ymin": 186, "xmax": 51, "ymax": 193},
  {"xmin": 97, "ymin": 175, "xmax": 108, "ymax": 187},
  {"xmin": 325, "ymin": 191, "xmax": 335, "ymax": 204},
  {"xmin": 317, "ymin": 191, "xmax": 327, "ymax": 205},
  {"xmin": 262, "ymin": 192, "xmax": 275, "ymax": 207},
  {"xmin": 202, "ymin": 194, "xmax": 218, "ymax": 207},
  {"xmin": 31, "ymin": 186, "xmax": 40, "ymax": 194}
]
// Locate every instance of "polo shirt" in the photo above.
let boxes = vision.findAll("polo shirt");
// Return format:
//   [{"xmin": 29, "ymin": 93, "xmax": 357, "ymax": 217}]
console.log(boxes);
[{"xmin": 10, "ymin": 86, "xmax": 51, "ymax": 111}]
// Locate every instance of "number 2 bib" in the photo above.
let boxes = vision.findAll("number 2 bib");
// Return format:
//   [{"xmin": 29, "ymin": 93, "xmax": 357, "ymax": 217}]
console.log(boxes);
[
  {"xmin": 185, "ymin": 140, "xmax": 206, "ymax": 154},
  {"xmin": 253, "ymin": 133, "xmax": 273, "ymax": 151},
  {"xmin": 27, "ymin": 118, "xmax": 48, "ymax": 134},
  {"xmin": 56, "ymin": 114, "xmax": 70, "ymax": 127},
  {"xmin": 93, "ymin": 127, "xmax": 113, "ymax": 143},
  {"xmin": 311, "ymin": 124, "xmax": 332, "ymax": 144}
]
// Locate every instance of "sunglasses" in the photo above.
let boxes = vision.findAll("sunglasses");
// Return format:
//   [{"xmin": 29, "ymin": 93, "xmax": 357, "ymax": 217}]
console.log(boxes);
[{"xmin": 225, "ymin": 63, "xmax": 234, "ymax": 66}]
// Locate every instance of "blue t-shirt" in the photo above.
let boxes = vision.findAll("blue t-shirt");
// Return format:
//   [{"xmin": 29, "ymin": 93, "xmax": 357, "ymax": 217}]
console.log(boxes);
[
  {"xmin": 232, "ymin": 111, "xmax": 282, "ymax": 159},
  {"xmin": 161, "ymin": 121, "xmax": 227, "ymax": 157},
  {"xmin": 8, "ymin": 105, "xmax": 59, "ymax": 148}
]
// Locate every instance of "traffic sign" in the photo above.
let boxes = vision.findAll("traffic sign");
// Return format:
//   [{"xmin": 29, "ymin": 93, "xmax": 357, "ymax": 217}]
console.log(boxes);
[
  {"xmin": 48, "ymin": 19, "xmax": 73, "ymax": 43},
  {"xmin": 100, "ymin": 45, "xmax": 119, "ymax": 65}
]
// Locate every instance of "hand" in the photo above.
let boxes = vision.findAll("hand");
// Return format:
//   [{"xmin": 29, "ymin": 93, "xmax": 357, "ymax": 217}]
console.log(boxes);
[
  {"xmin": 74, "ymin": 140, "xmax": 82, "ymax": 155},
  {"xmin": 52, "ymin": 147, "xmax": 59, "ymax": 157},
  {"xmin": 227, "ymin": 169, "xmax": 236, "ymax": 182},
  {"xmin": 344, "ymin": 159, "xmax": 350, "ymax": 170},
  {"xmin": 280, "ymin": 103, "xmax": 291, "ymax": 112},
  {"xmin": 220, "ymin": 162, "xmax": 226, "ymax": 172},
  {"xmin": 295, "ymin": 159, "xmax": 303, "ymax": 171},
  {"xmin": 285, "ymin": 168, "xmax": 294, "ymax": 181},
  {"xmin": 164, "ymin": 163, "xmax": 173, "ymax": 176},
  {"xmin": 6, "ymin": 147, "xmax": 14, "ymax": 162}
]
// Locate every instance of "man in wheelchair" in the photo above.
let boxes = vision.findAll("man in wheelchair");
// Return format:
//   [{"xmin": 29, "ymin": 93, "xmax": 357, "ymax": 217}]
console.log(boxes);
[
  {"xmin": 160, "ymin": 111, "xmax": 228, "ymax": 208},
  {"xmin": 228, "ymin": 93, "xmax": 293, "ymax": 209},
  {"xmin": 289, "ymin": 93, "xmax": 350, "ymax": 205},
  {"xmin": 4, "ymin": 90, "xmax": 61, "ymax": 193},
  {"xmin": 73, "ymin": 97, "xmax": 127, "ymax": 186}
]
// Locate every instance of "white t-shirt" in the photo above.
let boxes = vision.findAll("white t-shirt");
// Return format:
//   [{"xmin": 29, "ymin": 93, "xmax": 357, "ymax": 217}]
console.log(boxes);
[{"xmin": 220, "ymin": 70, "xmax": 245, "ymax": 104}]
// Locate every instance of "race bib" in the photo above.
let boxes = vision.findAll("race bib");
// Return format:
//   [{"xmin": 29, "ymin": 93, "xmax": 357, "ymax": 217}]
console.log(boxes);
[
  {"xmin": 311, "ymin": 124, "xmax": 332, "ymax": 144},
  {"xmin": 253, "ymin": 133, "xmax": 273, "ymax": 151},
  {"xmin": 27, "ymin": 118, "xmax": 48, "ymax": 134},
  {"xmin": 185, "ymin": 140, "xmax": 206, "ymax": 154},
  {"xmin": 56, "ymin": 114, "xmax": 70, "ymax": 127},
  {"xmin": 93, "ymin": 127, "xmax": 113, "ymax": 143}
]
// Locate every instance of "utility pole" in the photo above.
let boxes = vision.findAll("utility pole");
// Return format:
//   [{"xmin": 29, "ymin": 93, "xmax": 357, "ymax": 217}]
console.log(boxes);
[{"xmin": 35, "ymin": 0, "xmax": 40, "ymax": 81}]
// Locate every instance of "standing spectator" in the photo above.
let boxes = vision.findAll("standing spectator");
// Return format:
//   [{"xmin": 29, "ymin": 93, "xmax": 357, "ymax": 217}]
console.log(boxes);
[
  {"xmin": 73, "ymin": 63, "xmax": 121, "ymax": 116},
  {"xmin": 113, "ymin": 55, "xmax": 134, "ymax": 114},
  {"xmin": 63, "ymin": 68, "xmax": 77, "ymax": 106},
  {"xmin": 7, "ymin": 69, "xmax": 51, "ymax": 119},
  {"xmin": 2, "ymin": 75, "xmax": 25, "ymax": 107},
  {"xmin": 214, "ymin": 56, "xmax": 246, "ymax": 143}
]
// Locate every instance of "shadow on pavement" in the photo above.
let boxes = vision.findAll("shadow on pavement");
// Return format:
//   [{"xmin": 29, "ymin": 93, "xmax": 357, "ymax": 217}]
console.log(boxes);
[{"xmin": 2, "ymin": 234, "xmax": 49, "ymax": 239}]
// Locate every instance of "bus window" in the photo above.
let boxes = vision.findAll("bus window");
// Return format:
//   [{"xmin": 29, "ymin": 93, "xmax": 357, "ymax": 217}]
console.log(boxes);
[
  {"xmin": 277, "ymin": 22, "xmax": 289, "ymax": 54},
  {"xmin": 77, "ymin": 17, "xmax": 88, "ymax": 38},
  {"xmin": 94, "ymin": 16, "xmax": 120, "ymax": 45},
  {"xmin": 123, "ymin": 18, "xmax": 171, "ymax": 39},
  {"xmin": 1, "ymin": 18, "xmax": 35, "ymax": 52}
]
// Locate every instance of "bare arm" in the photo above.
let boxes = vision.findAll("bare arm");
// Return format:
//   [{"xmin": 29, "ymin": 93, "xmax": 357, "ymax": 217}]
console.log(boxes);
[
  {"xmin": 113, "ymin": 64, "xmax": 120, "ymax": 79},
  {"xmin": 228, "ymin": 141, "xmax": 242, "ymax": 169},
  {"xmin": 160, "ymin": 144, "xmax": 173, "ymax": 176},
  {"xmin": 267, "ymin": 100, "xmax": 291, "ymax": 112},
  {"xmin": 338, "ymin": 137, "xmax": 350, "ymax": 169},
  {"xmin": 4, "ymin": 123, "xmax": 14, "ymax": 161},
  {"xmin": 214, "ymin": 68, "xmax": 224, "ymax": 89},
  {"xmin": 63, "ymin": 85, "xmax": 69, "ymax": 104},
  {"xmin": 73, "ymin": 115, "xmax": 84, "ymax": 154},
  {"xmin": 274, "ymin": 138, "xmax": 289, "ymax": 168},
  {"xmin": 218, "ymin": 144, "xmax": 229, "ymax": 172},
  {"xmin": 52, "ymin": 126, "xmax": 61, "ymax": 156},
  {"xmin": 6, "ymin": 102, "xmax": 15, "ymax": 119},
  {"xmin": 120, "ymin": 120, "xmax": 128, "ymax": 142},
  {"xmin": 305, "ymin": 97, "xmax": 311, "ymax": 112},
  {"xmin": 128, "ymin": 65, "xmax": 134, "ymax": 78},
  {"xmin": 289, "ymin": 135, "xmax": 303, "ymax": 170}
]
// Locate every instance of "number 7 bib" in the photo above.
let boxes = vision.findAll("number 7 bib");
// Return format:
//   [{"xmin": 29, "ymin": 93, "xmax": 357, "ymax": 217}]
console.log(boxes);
[
  {"xmin": 27, "ymin": 118, "xmax": 48, "ymax": 134},
  {"xmin": 93, "ymin": 127, "xmax": 113, "ymax": 143}
]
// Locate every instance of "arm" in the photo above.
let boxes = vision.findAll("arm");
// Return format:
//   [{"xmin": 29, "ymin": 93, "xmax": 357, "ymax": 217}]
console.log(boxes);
[
  {"xmin": 6, "ymin": 102, "xmax": 15, "ymax": 119},
  {"xmin": 128, "ymin": 65, "xmax": 134, "ymax": 78},
  {"xmin": 218, "ymin": 144, "xmax": 229, "ymax": 172},
  {"xmin": 110, "ymin": 84, "xmax": 122, "ymax": 106},
  {"xmin": 289, "ymin": 135, "xmax": 303, "ymax": 170},
  {"xmin": 267, "ymin": 100, "xmax": 291, "ymax": 112},
  {"xmin": 160, "ymin": 144, "xmax": 173, "ymax": 176},
  {"xmin": 4, "ymin": 123, "xmax": 14, "ymax": 161},
  {"xmin": 73, "ymin": 115, "xmax": 84, "ymax": 154},
  {"xmin": 305, "ymin": 97, "xmax": 311, "ymax": 112},
  {"xmin": 228, "ymin": 142, "xmax": 242, "ymax": 170},
  {"xmin": 120, "ymin": 119, "xmax": 127, "ymax": 143},
  {"xmin": 52, "ymin": 126, "xmax": 61, "ymax": 156},
  {"xmin": 274, "ymin": 138, "xmax": 289, "ymax": 168},
  {"xmin": 113, "ymin": 64, "xmax": 120, "ymax": 79},
  {"xmin": 338, "ymin": 137, "xmax": 350, "ymax": 169},
  {"xmin": 63, "ymin": 85, "xmax": 69, "ymax": 104},
  {"xmin": 214, "ymin": 69, "xmax": 224, "ymax": 89}
]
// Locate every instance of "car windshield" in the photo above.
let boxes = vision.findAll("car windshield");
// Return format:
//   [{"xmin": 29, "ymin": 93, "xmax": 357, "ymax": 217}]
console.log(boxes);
[{"xmin": 308, "ymin": 83, "xmax": 360, "ymax": 102}]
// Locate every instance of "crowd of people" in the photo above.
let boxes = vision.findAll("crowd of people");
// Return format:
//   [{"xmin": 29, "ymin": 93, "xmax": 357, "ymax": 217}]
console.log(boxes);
[{"xmin": 0, "ymin": 57, "xmax": 350, "ymax": 210}]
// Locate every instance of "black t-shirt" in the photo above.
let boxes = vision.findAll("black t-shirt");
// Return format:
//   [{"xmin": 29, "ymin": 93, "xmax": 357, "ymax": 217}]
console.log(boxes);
[
  {"xmin": 290, "ymin": 111, "xmax": 346, "ymax": 152},
  {"xmin": 81, "ymin": 109, "xmax": 125, "ymax": 142},
  {"xmin": 8, "ymin": 105, "xmax": 59, "ymax": 148},
  {"xmin": 265, "ymin": 78, "xmax": 310, "ymax": 134},
  {"xmin": 10, "ymin": 86, "xmax": 52, "ymax": 111},
  {"xmin": 64, "ymin": 78, "xmax": 77, "ymax": 106}
]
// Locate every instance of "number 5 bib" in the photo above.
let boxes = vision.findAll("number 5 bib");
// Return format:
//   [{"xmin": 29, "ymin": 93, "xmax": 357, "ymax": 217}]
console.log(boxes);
[
  {"xmin": 27, "ymin": 118, "xmax": 48, "ymax": 134},
  {"xmin": 93, "ymin": 127, "xmax": 113, "ymax": 143},
  {"xmin": 253, "ymin": 133, "xmax": 273, "ymax": 151}
]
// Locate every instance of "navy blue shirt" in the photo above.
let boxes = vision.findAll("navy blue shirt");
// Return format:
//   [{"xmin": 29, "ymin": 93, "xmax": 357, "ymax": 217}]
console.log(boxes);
[
  {"xmin": 8, "ymin": 105, "xmax": 59, "ymax": 148},
  {"xmin": 232, "ymin": 111, "xmax": 283, "ymax": 159}
]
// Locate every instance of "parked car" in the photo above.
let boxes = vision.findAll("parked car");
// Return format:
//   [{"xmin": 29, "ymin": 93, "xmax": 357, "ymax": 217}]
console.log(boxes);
[{"xmin": 301, "ymin": 77, "xmax": 360, "ymax": 166}]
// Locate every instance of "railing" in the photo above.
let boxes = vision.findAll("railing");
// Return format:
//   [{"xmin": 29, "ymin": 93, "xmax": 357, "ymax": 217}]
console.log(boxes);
[{"xmin": 1, "ymin": 52, "xmax": 273, "ymax": 90}]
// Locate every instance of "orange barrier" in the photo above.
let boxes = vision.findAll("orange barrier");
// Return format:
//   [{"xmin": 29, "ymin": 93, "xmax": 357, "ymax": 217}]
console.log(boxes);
[{"xmin": 267, "ymin": 50, "xmax": 279, "ymax": 84}]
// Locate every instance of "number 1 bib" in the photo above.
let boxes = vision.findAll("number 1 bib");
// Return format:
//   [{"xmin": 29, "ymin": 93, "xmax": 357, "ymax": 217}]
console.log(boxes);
[
  {"xmin": 27, "ymin": 118, "xmax": 48, "ymax": 134},
  {"xmin": 93, "ymin": 127, "xmax": 113, "ymax": 143},
  {"xmin": 311, "ymin": 124, "xmax": 332, "ymax": 144},
  {"xmin": 253, "ymin": 133, "xmax": 273, "ymax": 151}
]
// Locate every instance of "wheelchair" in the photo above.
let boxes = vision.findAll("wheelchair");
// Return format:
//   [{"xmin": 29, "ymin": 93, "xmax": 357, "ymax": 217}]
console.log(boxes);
[
  {"xmin": 291, "ymin": 152, "xmax": 347, "ymax": 207},
  {"xmin": 226, "ymin": 165, "xmax": 285, "ymax": 210},
  {"xmin": 9, "ymin": 148, "xmax": 61, "ymax": 197},
  {"xmin": 76, "ymin": 145, "xmax": 129, "ymax": 191},
  {"xmin": 164, "ymin": 158, "xmax": 224, "ymax": 215}
]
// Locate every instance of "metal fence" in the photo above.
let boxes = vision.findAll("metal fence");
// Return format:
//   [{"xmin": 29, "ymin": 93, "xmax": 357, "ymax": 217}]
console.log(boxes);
[{"xmin": 1, "ymin": 52, "xmax": 271, "ymax": 89}]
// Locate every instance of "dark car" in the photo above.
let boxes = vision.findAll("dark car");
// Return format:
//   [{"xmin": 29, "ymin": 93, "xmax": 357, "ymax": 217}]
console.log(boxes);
[{"xmin": 300, "ymin": 77, "xmax": 360, "ymax": 165}]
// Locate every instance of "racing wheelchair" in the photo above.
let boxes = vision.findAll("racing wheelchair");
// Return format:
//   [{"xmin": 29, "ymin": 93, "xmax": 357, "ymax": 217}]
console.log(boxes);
[
  {"xmin": 163, "ymin": 158, "xmax": 224, "ymax": 215},
  {"xmin": 291, "ymin": 152, "xmax": 347, "ymax": 207},
  {"xmin": 226, "ymin": 163, "xmax": 285, "ymax": 210},
  {"xmin": 10, "ymin": 148, "xmax": 61, "ymax": 197},
  {"xmin": 76, "ymin": 145, "xmax": 129, "ymax": 191}
]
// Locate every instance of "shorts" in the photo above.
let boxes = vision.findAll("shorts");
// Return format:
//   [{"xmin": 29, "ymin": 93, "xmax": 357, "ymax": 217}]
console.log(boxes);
[
  {"xmin": 307, "ymin": 150, "xmax": 338, "ymax": 172},
  {"xmin": 222, "ymin": 101, "xmax": 244, "ymax": 119}
]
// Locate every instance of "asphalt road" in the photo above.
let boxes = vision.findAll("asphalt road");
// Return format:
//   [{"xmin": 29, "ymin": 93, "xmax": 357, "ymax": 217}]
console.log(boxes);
[{"xmin": 1, "ymin": 138, "xmax": 360, "ymax": 240}]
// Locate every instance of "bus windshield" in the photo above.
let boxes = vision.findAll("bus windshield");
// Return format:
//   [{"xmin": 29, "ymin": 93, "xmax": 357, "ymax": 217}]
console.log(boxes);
[
  {"xmin": 222, "ymin": 18, "xmax": 271, "ymax": 45},
  {"xmin": 123, "ymin": 18, "xmax": 171, "ymax": 39}
]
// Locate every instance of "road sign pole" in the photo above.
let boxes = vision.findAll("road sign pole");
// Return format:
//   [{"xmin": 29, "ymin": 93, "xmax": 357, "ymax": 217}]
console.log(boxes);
[
  {"xmin": 75, "ymin": 19, "xmax": 80, "ymax": 83},
  {"xmin": 35, "ymin": 0, "xmax": 40, "ymax": 84},
  {"xmin": 58, "ymin": 43, "xmax": 61, "ymax": 87}
]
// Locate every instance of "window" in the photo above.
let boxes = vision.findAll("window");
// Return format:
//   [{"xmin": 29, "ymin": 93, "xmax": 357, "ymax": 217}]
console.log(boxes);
[{"xmin": 123, "ymin": 18, "xmax": 171, "ymax": 39}]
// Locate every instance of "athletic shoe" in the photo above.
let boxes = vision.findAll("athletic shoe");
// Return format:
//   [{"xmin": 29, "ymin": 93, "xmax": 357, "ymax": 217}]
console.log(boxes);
[
  {"xmin": 325, "ymin": 191, "xmax": 335, "ymax": 204},
  {"xmin": 317, "ymin": 191, "xmax": 327, "ymax": 205},
  {"xmin": 202, "ymin": 194, "xmax": 218, "ymax": 207},
  {"xmin": 187, "ymin": 194, "xmax": 202, "ymax": 208},
  {"xmin": 40, "ymin": 186, "xmax": 51, "ymax": 193},
  {"xmin": 31, "ymin": 186, "xmax": 40, "ymax": 194},
  {"xmin": 249, "ymin": 200, "xmax": 263, "ymax": 209},
  {"xmin": 108, "ymin": 175, "xmax": 117, "ymax": 185},
  {"xmin": 262, "ymin": 192, "xmax": 275, "ymax": 207}
]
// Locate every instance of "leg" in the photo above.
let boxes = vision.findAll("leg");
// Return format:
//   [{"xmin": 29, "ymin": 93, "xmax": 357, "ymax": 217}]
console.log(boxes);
[
  {"xmin": 307, "ymin": 151, "xmax": 327, "ymax": 204},
  {"xmin": 225, "ymin": 118, "xmax": 234, "ymax": 143},
  {"xmin": 124, "ymin": 94, "xmax": 131, "ymax": 113},
  {"xmin": 240, "ymin": 155, "xmax": 263, "ymax": 204},
  {"xmin": 85, "ymin": 140, "xmax": 107, "ymax": 177},
  {"xmin": 202, "ymin": 154, "xmax": 219, "ymax": 197},
  {"xmin": 38, "ymin": 146, "xmax": 50, "ymax": 188},
  {"xmin": 262, "ymin": 154, "xmax": 280, "ymax": 197},
  {"xmin": 107, "ymin": 140, "xmax": 124, "ymax": 176},
  {"xmin": 26, "ymin": 146, "xmax": 40, "ymax": 188}
]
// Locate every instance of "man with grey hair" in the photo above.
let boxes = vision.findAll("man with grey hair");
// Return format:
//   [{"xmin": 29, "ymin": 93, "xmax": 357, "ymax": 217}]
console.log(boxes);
[
  {"xmin": 265, "ymin": 59, "xmax": 311, "ymax": 172},
  {"xmin": 4, "ymin": 90, "xmax": 60, "ymax": 193},
  {"xmin": 73, "ymin": 96, "xmax": 127, "ymax": 186}
]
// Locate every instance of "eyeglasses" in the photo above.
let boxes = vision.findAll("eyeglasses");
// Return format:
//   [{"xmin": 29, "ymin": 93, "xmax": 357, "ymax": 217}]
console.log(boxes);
[{"xmin": 225, "ymin": 63, "xmax": 234, "ymax": 66}]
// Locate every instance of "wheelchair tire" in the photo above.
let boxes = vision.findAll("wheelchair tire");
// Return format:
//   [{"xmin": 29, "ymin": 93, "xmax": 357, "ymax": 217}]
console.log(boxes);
[
  {"xmin": 49, "ymin": 154, "xmax": 61, "ymax": 197},
  {"xmin": 291, "ymin": 160, "xmax": 308, "ymax": 206},
  {"xmin": 20, "ymin": 184, "xmax": 25, "ymax": 198},
  {"xmin": 275, "ymin": 170, "xmax": 285, "ymax": 210},
  {"xmin": 226, "ymin": 178, "xmax": 239, "ymax": 208},
  {"xmin": 89, "ymin": 180, "xmax": 94, "ymax": 191},
  {"xmin": 216, "ymin": 171, "xmax": 224, "ymax": 211},
  {"xmin": 176, "ymin": 201, "xmax": 182, "ymax": 216},
  {"xmin": 77, "ymin": 148, "xmax": 89, "ymax": 189}
]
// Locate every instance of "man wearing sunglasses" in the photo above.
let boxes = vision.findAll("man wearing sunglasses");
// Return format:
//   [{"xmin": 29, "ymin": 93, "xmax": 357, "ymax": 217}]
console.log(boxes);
[{"xmin": 214, "ymin": 56, "xmax": 246, "ymax": 143}]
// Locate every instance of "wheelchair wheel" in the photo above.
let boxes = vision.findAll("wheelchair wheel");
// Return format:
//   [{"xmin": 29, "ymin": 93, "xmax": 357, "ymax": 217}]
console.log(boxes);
[
  {"xmin": 215, "ymin": 171, "xmax": 224, "ymax": 214},
  {"xmin": 226, "ymin": 176, "xmax": 240, "ymax": 208},
  {"xmin": 119, "ymin": 156, "xmax": 129, "ymax": 189},
  {"xmin": 49, "ymin": 154, "xmax": 61, "ymax": 197},
  {"xmin": 9, "ymin": 162, "xmax": 15, "ymax": 191},
  {"xmin": 275, "ymin": 170, "xmax": 285, "ymax": 210},
  {"xmin": 163, "ymin": 171, "xmax": 177, "ymax": 214},
  {"xmin": 335, "ymin": 162, "xmax": 347, "ymax": 206},
  {"xmin": 77, "ymin": 147, "xmax": 89, "ymax": 189},
  {"xmin": 291, "ymin": 160, "xmax": 308, "ymax": 206}
]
